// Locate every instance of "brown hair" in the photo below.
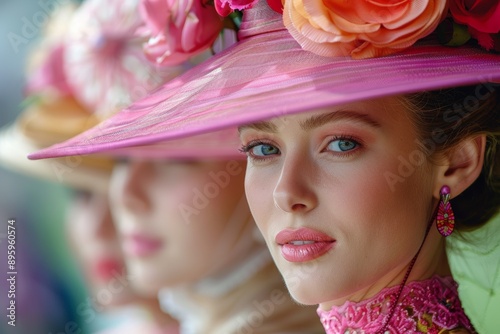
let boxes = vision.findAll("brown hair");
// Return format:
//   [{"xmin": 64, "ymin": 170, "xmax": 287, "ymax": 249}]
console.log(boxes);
[{"xmin": 404, "ymin": 83, "xmax": 500, "ymax": 231}]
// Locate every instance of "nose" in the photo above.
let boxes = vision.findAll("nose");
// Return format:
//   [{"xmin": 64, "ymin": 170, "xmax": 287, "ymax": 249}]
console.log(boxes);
[
  {"xmin": 273, "ymin": 153, "xmax": 318, "ymax": 213},
  {"xmin": 92, "ymin": 195, "xmax": 115, "ymax": 239},
  {"xmin": 110, "ymin": 160, "xmax": 152, "ymax": 213}
]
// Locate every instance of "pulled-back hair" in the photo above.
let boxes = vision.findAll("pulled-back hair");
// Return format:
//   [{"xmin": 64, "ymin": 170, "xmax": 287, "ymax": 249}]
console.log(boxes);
[{"xmin": 405, "ymin": 84, "xmax": 500, "ymax": 231}]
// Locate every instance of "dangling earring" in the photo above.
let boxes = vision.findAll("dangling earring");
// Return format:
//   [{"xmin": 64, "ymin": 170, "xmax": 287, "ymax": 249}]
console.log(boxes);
[{"xmin": 436, "ymin": 185, "xmax": 455, "ymax": 237}]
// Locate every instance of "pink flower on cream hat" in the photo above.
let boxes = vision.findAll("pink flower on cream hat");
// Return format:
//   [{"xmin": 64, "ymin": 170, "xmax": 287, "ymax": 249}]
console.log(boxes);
[{"xmin": 63, "ymin": 0, "xmax": 183, "ymax": 115}]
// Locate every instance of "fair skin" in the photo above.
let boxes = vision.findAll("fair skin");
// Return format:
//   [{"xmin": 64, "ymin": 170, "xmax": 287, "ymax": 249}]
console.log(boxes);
[
  {"xmin": 109, "ymin": 159, "xmax": 255, "ymax": 296},
  {"xmin": 67, "ymin": 190, "xmax": 176, "ymax": 330},
  {"xmin": 67, "ymin": 190, "xmax": 135, "ymax": 307},
  {"xmin": 239, "ymin": 96, "xmax": 485, "ymax": 311}
]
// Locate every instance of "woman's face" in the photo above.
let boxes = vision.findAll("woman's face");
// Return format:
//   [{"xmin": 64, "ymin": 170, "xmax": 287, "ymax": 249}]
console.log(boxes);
[
  {"xmin": 67, "ymin": 191, "xmax": 135, "ymax": 307},
  {"xmin": 240, "ymin": 97, "xmax": 439, "ymax": 308},
  {"xmin": 109, "ymin": 159, "xmax": 250, "ymax": 295}
]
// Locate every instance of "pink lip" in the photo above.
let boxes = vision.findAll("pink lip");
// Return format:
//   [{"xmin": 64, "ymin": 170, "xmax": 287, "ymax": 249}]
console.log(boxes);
[
  {"xmin": 94, "ymin": 258, "xmax": 123, "ymax": 280},
  {"xmin": 122, "ymin": 234, "xmax": 163, "ymax": 257},
  {"xmin": 275, "ymin": 228, "xmax": 335, "ymax": 263}
]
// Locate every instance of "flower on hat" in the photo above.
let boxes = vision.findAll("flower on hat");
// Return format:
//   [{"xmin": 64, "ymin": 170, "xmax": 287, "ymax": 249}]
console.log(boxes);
[
  {"xmin": 449, "ymin": 0, "xmax": 500, "ymax": 52},
  {"xmin": 215, "ymin": 0, "xmax": 258, "ymax": 16},
  {"xmin": 140, "ymin": 0, "xmax": 499, "ymax": 63},
  {"xmin": 63, "ymin": 0, "xmax": 183, "ymax": 115},
  {"xmin": 139, "ymin": 0, "xmax": 224, "ymax": 66},
  {"xmin": 215, "ymin": 0, "xmax": 282, "ymax": 16},
  {"xmin": 283, "ymin": 0, "xmax": 448, "ymax": 59},
  {"xmin": 24, "ymin": 3, "xmax": 78, "ymax": 97},
  {"xmin": 215, "ymin": 0, "xmax": 453, "ymax": 59}
]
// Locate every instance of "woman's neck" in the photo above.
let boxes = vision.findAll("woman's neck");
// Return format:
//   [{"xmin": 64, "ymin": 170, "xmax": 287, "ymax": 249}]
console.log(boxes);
[
  {"xmin": 160, "ymin": 248, "xmax": 324, "ymax": 334},
  {"xmin": 319, "ymin": 225, "xmax": 451, "ymax": 311},
  {"xmin": 159, "ymin": 243, "xmax": 274, "ymax": 333}
]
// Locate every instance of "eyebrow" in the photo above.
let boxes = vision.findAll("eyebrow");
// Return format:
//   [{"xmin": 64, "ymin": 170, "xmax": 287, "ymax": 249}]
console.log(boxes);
[{"xmin": 238, "ymin": 110, "xmax": 381, "ymax": 134}]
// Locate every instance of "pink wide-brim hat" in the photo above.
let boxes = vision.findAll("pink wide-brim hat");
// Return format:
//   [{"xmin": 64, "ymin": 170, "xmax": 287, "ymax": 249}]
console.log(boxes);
[{"xmin": 29, "ymin": 1, "xmax": 500, "ymax": 161}]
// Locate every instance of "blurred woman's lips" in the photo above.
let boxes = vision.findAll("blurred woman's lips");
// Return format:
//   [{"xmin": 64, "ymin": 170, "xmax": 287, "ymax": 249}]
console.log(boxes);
[
  {"xmin": 94, "ymin": 258, "xmax": 123, "ymax": 281},
  {"xmin": 122, "ymin": 234, "xmax": 163, "ymax": 257}
]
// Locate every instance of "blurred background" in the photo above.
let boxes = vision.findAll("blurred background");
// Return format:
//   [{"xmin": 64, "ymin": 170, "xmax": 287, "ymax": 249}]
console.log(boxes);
[{"xmin": 1, "ymin": 1, "xmax": 89, "ymax": 333}]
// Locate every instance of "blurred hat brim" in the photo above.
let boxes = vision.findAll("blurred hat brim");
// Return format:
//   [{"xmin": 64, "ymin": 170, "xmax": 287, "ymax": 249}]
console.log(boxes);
[
  {"xmin": 0, "ymin": 123, "xmax": 111, "ymax": 193},
  {"xmin": 1, "ymin": 96, "xmax": 113, "ymax": 192}
]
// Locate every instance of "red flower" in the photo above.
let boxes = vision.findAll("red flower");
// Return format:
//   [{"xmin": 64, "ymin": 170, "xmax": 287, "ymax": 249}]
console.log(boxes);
[
  {"xmin": 266, "ymin": 0, "xmax": 283, "ymax": 13},
  {"xmin": 214, "ymin": 0, "xmax": 282, "ymax": 17},
  {"xmin": 215, "ymin": 0, "xmax": 258, "ymax": 16},
  {"xmin": 450, "ymin": 0, "xmax": 500, "ymax": 51}
]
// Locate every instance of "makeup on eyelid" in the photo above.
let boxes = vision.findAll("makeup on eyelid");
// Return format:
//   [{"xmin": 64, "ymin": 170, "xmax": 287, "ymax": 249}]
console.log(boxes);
[{"xmin": 238, "ymin": 110, "xmax": 382, "ymax": 134}]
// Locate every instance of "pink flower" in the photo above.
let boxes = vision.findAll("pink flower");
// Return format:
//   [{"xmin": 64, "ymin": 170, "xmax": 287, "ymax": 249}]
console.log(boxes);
[
  {"xmin": 139, "ymin": 0, "xmax": 224, "ymax": 66},
  {"xmin": 25, "ymin": 44, "xmax": 73, "ymax": 97},
  {"xmin": 450, "ymin": 0, "xmax": 500, "ymax": 51},
  {"xmin": 214, "ymin": 0, "xmax": 282, "ymax": 16},
  {"xmin": 215, "ymin": 0, "xmax": 258, "ymax": 16},
  {"xmin": 282, "ymin": 0, "xmax": 448, "ymax": 59}
]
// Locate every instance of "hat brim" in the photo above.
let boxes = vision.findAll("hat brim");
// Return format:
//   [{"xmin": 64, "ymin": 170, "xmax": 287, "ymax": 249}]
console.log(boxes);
[
  {"xmin": 104, "ymin": 128, "xmax": 246, "ymax": 160},
  {"xmin": 0, "ymin": 123, "xmax": 111, "ymax": 193},
  {"xmin": 28, "ymin": 14, "xmax": 500, "ymax": 160}
]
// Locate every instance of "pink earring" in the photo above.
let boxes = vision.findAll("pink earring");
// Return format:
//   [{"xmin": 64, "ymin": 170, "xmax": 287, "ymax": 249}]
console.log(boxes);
[{"xmin": 436, "ymin": 185, "xmax": 455, "ymax": 237}]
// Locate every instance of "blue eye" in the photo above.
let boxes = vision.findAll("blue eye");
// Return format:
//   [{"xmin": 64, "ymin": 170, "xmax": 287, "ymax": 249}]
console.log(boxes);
[
  {"xmin": 250, "ymin": 144, "xmax": 279, "ymax": 156},
  {"xmin": 327, "ymin": 138, "xmax": 359, "ymax": 152},
  {"xmin": 240, "ymin": 142, "xmax": 280, "ymax": 158}
]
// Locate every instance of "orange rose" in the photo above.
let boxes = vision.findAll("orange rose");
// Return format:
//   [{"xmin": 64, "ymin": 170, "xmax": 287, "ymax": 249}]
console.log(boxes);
[{"xmin": 283, "ymin": 0, "xmax": 448, "ymax": 59}]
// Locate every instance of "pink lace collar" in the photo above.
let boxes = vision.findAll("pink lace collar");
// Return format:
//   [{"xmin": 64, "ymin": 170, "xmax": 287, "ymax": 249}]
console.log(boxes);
[{"xmin": 317, "ymin": 276, "xmax": 475, "ymax": 333}]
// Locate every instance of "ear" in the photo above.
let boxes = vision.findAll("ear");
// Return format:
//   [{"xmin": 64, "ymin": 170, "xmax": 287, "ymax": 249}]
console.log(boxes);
[{"xmin": 433, "ymin": 135, "xmax": 486, "ymax": 199}]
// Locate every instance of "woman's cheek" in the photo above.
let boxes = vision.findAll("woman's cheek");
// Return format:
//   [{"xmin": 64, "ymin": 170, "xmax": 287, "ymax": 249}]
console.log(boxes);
[{"xmin": 245, "ymin": 168, "xmax": 274, "ymax": 226}]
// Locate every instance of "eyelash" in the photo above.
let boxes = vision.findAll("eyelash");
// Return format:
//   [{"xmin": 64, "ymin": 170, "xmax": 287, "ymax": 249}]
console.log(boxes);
[
  {"xmin": 239, "ymin": 139, "xmax": 277, "ymax": 161},
  {"xmin": 240, "ymin": 135, "xmax": 363, "ymax": 161},
  {"xmin": 325, "ymin": 134, "xmax": 362, "ymax": 157}
]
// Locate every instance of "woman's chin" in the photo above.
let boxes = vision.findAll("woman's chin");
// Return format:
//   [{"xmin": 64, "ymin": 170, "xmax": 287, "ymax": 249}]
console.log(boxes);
[{"xmin": 284, "ymin": 284, "xmax": 325, "ymax": 306}]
